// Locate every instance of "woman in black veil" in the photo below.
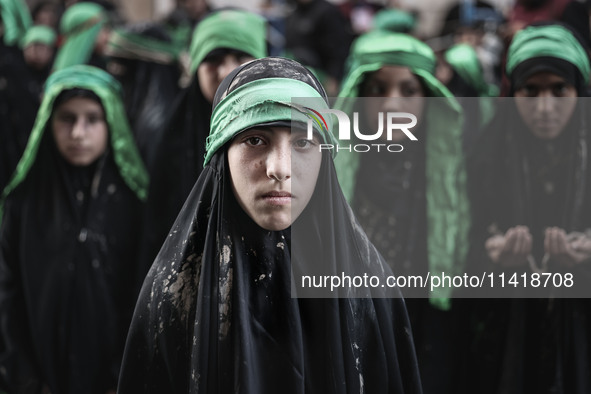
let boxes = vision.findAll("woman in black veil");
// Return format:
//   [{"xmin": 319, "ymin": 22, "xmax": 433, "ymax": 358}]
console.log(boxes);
[
  {"xmin": 463, "ymin": 23, "xmax": 591, "ymax": 393},
  {"xmin": 118, "ymin": 57, "xmax": 422, "ymax": 394}
]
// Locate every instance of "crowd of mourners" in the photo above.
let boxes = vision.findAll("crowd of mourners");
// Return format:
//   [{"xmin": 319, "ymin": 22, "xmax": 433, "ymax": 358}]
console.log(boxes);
[{"xmin": 1, "ymin": 0, "xmax": 591, "ymax": 393}]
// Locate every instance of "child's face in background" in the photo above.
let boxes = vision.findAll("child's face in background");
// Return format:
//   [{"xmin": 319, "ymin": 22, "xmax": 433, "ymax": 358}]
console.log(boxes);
[{"xmin": 52, "ymin": 97, "xmax": 108, "ymax": 166}]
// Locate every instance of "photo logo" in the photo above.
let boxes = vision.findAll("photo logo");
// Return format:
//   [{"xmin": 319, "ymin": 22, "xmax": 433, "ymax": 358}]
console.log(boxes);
[{"xmin": 298, "ymin": 106, "xmax": 418, "ymax": 153}]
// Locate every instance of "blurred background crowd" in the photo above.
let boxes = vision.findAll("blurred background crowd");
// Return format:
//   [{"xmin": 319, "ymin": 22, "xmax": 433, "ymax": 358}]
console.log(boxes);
[{"xmin": 2, "ymin": 0, "xmax": 591, "ymax": 393}]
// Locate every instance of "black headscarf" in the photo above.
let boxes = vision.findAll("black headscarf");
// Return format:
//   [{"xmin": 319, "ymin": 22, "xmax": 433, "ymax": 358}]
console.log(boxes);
[{"xmin": 118, "ymin": 58, "xmax": 422, "ymax": 394}]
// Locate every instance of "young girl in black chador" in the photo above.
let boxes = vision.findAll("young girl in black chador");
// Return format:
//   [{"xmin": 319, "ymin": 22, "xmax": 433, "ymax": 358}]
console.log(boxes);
[
  {"xmin": 118, "ymin": 57, "xmax": 423, "ymax": 394},
  {"xmin": 0, "ymin": 65, "xmax": 148, "ymax": 394},
  {"xmin": 466, "ymin": 23, "xmax": 591, "ymax": 393}
]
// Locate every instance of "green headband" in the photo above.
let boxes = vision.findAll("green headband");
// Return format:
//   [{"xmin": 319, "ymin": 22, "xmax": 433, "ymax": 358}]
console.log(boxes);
[
  {"xmin": 205, "ymin": 78, "xmax": 336, "ymax": 166},
  {"xmin": 339, "ymin": 31, "xmax": 452, "ymax": 100},
  {"xmin": 372, "ymin": 8, "xmax": 416, "ymax": 33},
  {"xmin": 445, "ymin": 44, "xmax": 498, "ymax": 97},
  {"xmin": 105, "ymin": 28, "xmax": 179, "ymax": 64},
  {"xmin": 1, "ymin": 65, "xmax": 148, "ymax": 210},
  {"xmin": 506, "ymin": 24, "xmax": 590, "ymax": 84},
  {"xmin": 20, "ymin": 25, "xmax": 57, "ymax": 48},
  {"xmin": 189, "ymin": 9, "xmax": 267, "ymax": 74},
  {"xmin": 53, "ymin": 2, "xmax": 106, "ymax": 71},
  {"xmin": 0, "ymin": 0, "xmax": 32, "ymax": 46}
]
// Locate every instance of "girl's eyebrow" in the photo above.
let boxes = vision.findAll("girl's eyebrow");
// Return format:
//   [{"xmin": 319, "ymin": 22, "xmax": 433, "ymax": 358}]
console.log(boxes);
[
  {"xmin": 55, "ymin": 109, "xmax": 76, "ymax": 116},
  {"xmin": 243, "ymin": 128, "xmax": 274, "ymax": 134}
]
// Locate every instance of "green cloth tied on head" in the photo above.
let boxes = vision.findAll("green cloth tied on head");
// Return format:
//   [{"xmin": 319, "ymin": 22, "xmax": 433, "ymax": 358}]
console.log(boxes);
[
  {"xmin": 189, "ymin": 9, "xmax": 267, "ymax": 74},
  {"xmin": 506, "ymin": 24, "xmax": 590, "ymax": 84},
  {"xmin": 339, "ymin": 30, "xmax": 448, "ymax": 100},
  {"xmin": 372, "ymin": 8, "xmax": 416, "ymax": 33},
  {"xmin": 0, "ymin": 0, "xmax": 32, "ymax": 46},
  {"xmin": 206, "ymin": 78, "xmax": 337, "ymax": 166},
  {"xmin": 105, "ymin": 28, "xmax": 179, "ymax": 65},
  {"xmin": 335, "ymin": 30, "xmax": 469, "ymax": 309},
  {"xmin": 20, "ymin": 25, "xmax": 57, "ymax": 48},
  {"xmin": 1, "ymin": 65, "xmax": 149, "ymax": 214},
  {"xmin": 445, "ymin": 43, "xmax": 498, "ymax": 127},
  {"xmin": 53, "ymin": 2, "xmax": 106, "ymax": 71},
  {"xmin": 445, "ymin": 44, "xmax": 498, "ymax": 97}
]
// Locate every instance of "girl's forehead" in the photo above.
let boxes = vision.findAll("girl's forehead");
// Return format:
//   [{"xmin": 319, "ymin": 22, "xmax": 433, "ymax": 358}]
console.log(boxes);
[{"xmin": 54, "ymin": 96, "xmax": 103, "ymax": 110}]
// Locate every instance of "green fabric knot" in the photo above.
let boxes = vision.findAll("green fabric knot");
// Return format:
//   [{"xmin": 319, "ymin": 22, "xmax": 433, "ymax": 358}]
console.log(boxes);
[{"xmin": 52, "ymin": 2, "xmax": 106, "ymax": 71}]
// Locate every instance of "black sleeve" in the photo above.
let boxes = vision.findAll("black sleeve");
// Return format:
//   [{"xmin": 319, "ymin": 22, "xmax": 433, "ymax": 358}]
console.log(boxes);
[{"xmin": 0, "ymin": 198, "xmax": 44, "ymax": 394}]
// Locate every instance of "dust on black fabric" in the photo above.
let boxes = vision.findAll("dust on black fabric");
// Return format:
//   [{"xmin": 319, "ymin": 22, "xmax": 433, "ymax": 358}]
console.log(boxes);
[
  {"xmin": 0, "ymin": 132, "xmax": 145, "ymax": 394},
  {"xmin": 121, "ymin": 57, "xmax": 422, "ymax": 393},
  {"xmin": 213, "ymin": 57, "xmax": 328, "ymax": 106},
  {"xmin": 119, "ymin": 146, "xmax": 422, "ymax": 394}
]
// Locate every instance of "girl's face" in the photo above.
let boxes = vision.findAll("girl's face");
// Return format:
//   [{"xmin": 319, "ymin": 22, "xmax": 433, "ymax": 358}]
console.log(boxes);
[
  {"xmin": 198, "ymin": 52, "xmax": 255, "ymax": 103},
  {"xmin": 23, "ymin": 43, "xmax": 54, "ymax": 71},
  {"xmin": 227, "ymin": 126, "xmax": 322, "ymax": 231},
  {"xmin": 360, "ymin": 65, "xmax": 426, "ymax": 142},
  {"xmin": 52, "ymin": 96, "xmax": 108, "ymax": 166},
  {"xmin": 514, "ymin": 72, "xmax": 578, "ymax": 140}
]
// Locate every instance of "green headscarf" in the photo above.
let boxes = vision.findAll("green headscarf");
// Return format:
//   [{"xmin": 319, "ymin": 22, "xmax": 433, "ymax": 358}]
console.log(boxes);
[
  {"xmin": 20, "ymin": 25, "xmax": 57, "ymax": 48},
  {"xmin": 335, "ymin": 30, "xmax": 469, "ymax": 309},
  {"xmin": 104, "ymin": 28, "xmax": 179, "ymax": 65},
  {"xmin": 188, "ymin": 9, "xmax": 267, "ymax": 74},
  {"xmin": 506, "ymin": 24, "xmax": 590, "ymax": 84},
  {"xmin": 52, "ymin": 2, "xmax": 106, "ymax": 71},
  {"xmin": 445, "ymin": 43, "xmax": 498, "ymax": 127},
  {"xmin": 1, "ymin": 65, "xmax": 149, "ymax": 219},
  {"xmin": 206, "ymin": 78, "xmax": 336, "ymax": 165},
  {"xmin": 0, "ymin": 0, "xmax": 32, "ymax": 46},
  {"xmin": 372, "ymin": 8, "xmax": 416, "ymax": 33},
  {"xmin": 445, "ymin": 44, "xmax": 498, "ymax": 97}
]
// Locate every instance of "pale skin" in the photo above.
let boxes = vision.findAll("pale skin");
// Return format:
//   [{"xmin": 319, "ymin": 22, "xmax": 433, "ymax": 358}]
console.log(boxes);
[
  {"xmin": 486, "ymin": 72, "xmax": 591, "ymax": 267},
  {"xmin": 51, "ymin": 97, "xmax": 108, "ymax": 167},
  {"xmin": 227, "ymin": 126, "xmax": 322, "ymax": 232}
]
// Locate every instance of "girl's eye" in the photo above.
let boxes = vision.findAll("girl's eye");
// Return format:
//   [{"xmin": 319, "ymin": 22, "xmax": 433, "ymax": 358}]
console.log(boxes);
[
  {"xmin": 294, "ymin": 139, "xmax": 315, "ymax": 149},
  {"xmin": 553, "ymin": 84, "xmax": 570, "ymax": 96},
  {"xmin": 365, "ymin": 83, "xmax": 385, "ymax": 96},
  {"xmin": 521, "ymin": 86, "xmax": 538, "ymax": 97},
  {"xmin": 245, "ymin": 136, "xmax": 264, "ymax": 146},
  {"xmin": 57, "ymin": 114, "xmax": 76, "ymax": 124},
  {"xmin": 402, "ymin": 87, "xmax": 420, "ymax": 97},
  {"xmin": 87, "ymin": 115, "xmax": 103, "ymax": 124}
]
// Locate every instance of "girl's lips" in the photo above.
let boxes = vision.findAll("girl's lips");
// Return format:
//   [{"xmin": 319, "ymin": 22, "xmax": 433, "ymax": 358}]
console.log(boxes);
[
  {"xmin": 261, "ymin": 191, "xmax": 292, "ymax": 205},
  {"xmin": 68, "ymin": 145, "xmax": 87, "ymax": 153}
]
